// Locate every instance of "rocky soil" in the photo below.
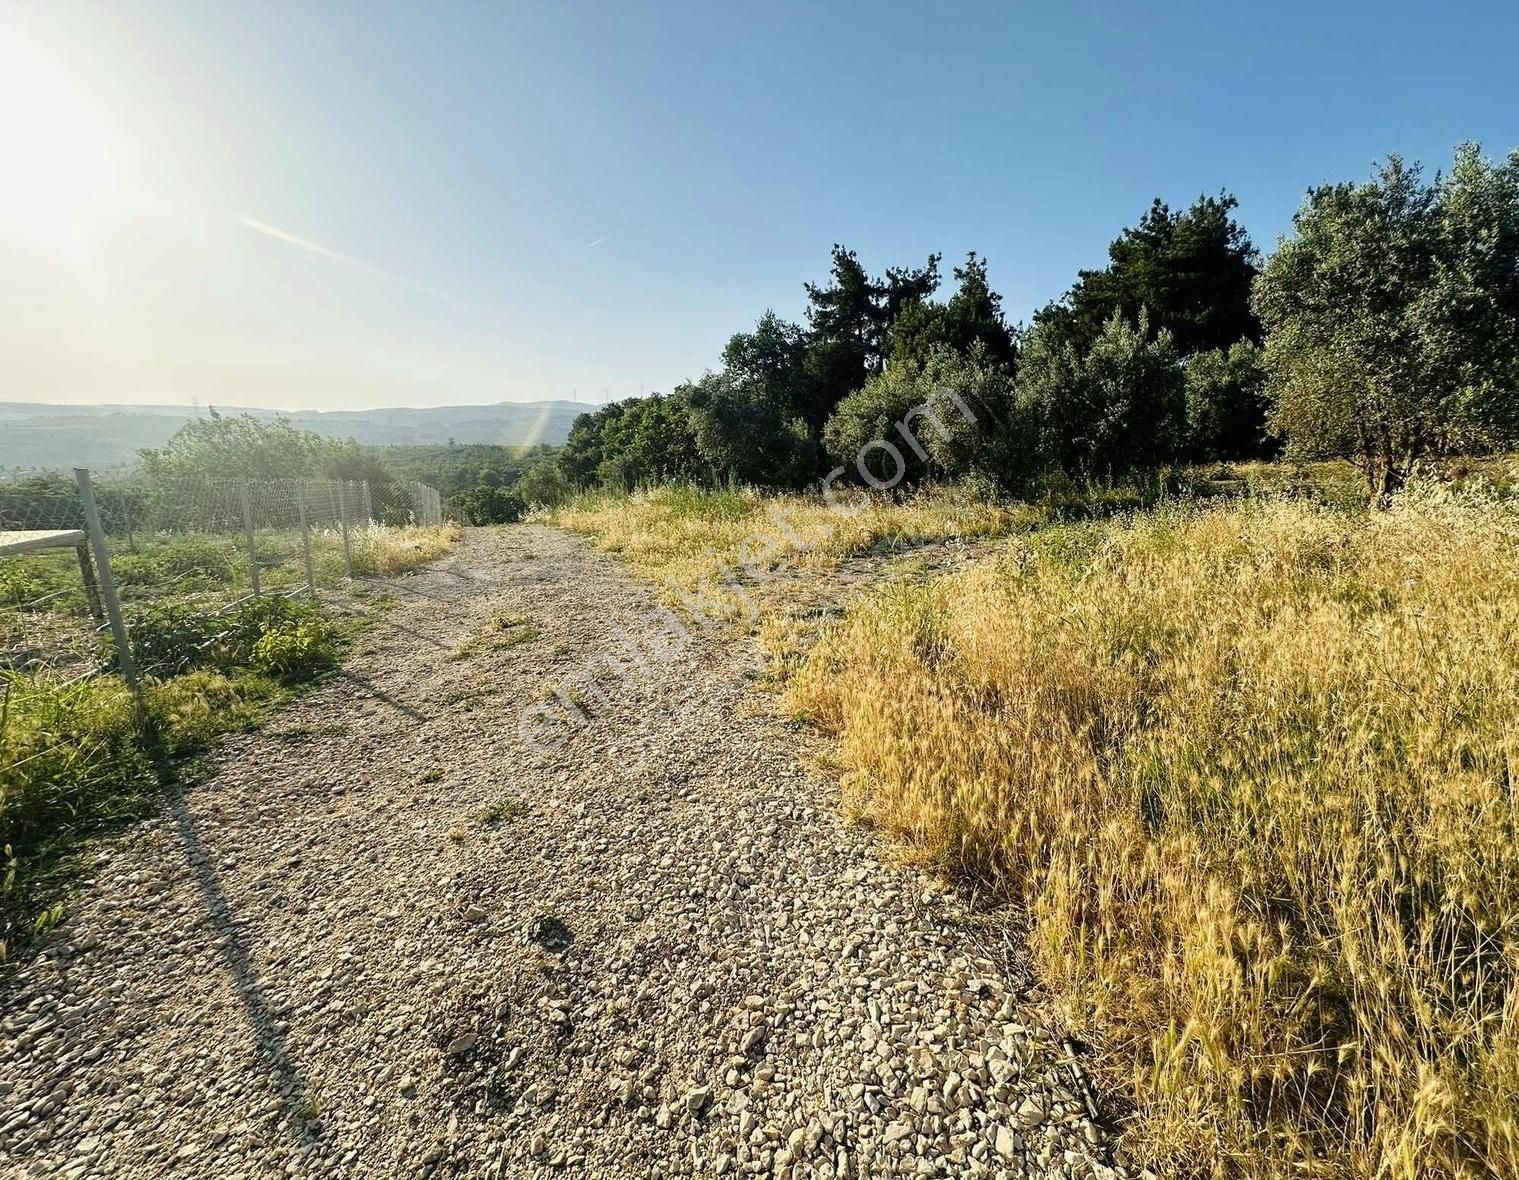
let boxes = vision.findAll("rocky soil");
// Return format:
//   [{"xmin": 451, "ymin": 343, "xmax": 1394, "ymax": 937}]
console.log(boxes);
[{"xmin": 0, "ymin": 525, "xmax": 1139, "ymax": 1179}]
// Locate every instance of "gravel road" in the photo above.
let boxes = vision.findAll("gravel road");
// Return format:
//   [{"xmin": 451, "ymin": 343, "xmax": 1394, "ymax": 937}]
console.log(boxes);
[{"xmin": 1, "ymin": 525, "xmax": 1136, "ymax": 1180}]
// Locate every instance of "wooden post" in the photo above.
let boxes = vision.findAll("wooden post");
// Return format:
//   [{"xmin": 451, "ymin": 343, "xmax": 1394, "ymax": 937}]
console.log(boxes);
[
  {"xmin": 74, "ymin": 468, "xmax": 138, "ymax": 690},
  {"xmin": 239, "ymin": 480, "xmax": 261, "ymax": 597},
  {"xmin": 361, "ymin": 480, "xmax": 374, "ymax": 526},
  {"xmin": 335, "ymin": 481, "xmax": 354, "ymax": 577},
  {"xmin": 297, "ymin": 483, "xmax": 317, "ymax": 599}
]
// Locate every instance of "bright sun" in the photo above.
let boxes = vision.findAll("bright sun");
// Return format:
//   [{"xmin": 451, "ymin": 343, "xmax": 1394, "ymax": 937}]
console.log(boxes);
[{"xmin": 0, "ymin": 24, "xmax": 121, "ymax": 258}]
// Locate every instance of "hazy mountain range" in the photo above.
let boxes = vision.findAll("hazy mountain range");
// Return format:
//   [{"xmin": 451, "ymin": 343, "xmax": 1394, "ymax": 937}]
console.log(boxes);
[{"xmin": 0, "ymin": 401, "xmax": 588, "ymax": 471}]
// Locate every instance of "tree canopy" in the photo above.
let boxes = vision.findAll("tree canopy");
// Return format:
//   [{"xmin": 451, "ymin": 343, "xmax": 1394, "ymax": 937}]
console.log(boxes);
[
  {"xmin": 140, "ymin": 411, "xmax": 386, "ymax": 483},
  {"xmin": 1037, "ymin": 193, "xmax": 1260, "ymax": 358},
  {"xmin": 1254, "ymin": 144, "xmax": 1519, "ymax": 495},
  {"xmin": 557, "ymin": 143, "xmax": 1518, "ymax": 505}
]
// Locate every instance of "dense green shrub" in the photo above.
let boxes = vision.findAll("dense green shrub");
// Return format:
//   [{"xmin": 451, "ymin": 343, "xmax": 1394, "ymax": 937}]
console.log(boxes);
[
  {"xmin": 121, "ymin": 594, "xmax": 336, "ymax": 679},
  {"xmin": 110, "ymin": 535, "xmax": 241, "ymax": 590},
  {"xmin": 450, "ymin": 485, "xmax": 527, "ymax": 524},
  {"xmin": 1184, "ymin": 340, "xmax": 1272, "ymax": 460}
]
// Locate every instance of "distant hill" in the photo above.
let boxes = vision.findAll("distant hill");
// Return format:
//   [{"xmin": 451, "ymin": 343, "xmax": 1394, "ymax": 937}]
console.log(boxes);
[{"xmin": 0, "ymin": 400, "xmax": 588, "ymax": 471}]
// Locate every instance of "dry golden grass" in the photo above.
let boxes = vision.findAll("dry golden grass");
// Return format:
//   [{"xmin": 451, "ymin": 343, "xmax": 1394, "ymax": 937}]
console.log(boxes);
[
  {"xmin": 550, "ymin": 484, "xmax": 1041, "ymax": 620},
  {"xmin": 349, "ymin": 523, "xmax": 460, "ymax": 577},
  {"xmin": 786, "ymin": 490, "xmax": 1519, "ymax": 1178}
]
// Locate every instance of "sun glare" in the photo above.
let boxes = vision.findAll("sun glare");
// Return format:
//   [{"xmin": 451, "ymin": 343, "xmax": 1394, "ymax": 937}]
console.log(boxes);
[{"xmin": 0, "ymin": 27, "xmax": 121, "ymax": 258}]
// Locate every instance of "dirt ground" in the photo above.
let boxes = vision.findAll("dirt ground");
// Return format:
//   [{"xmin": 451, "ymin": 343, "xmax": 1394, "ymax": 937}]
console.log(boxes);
[{"xmin": 0, "ymin": 525, "xmax": 1134, "ymax": 1180}]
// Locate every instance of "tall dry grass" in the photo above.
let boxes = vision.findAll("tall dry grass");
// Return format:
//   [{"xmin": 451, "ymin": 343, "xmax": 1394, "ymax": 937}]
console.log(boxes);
[
  {"xmin": 786, "ymin": 491, "xmax": 1519, "ymax": 1178},
  {"xmin": 551, "ymin": 484, "xmax": 1040, "ymax": 618},
  {"xmin": 348, "ymin": 523, "xmax": 461, "ymax": 577}
]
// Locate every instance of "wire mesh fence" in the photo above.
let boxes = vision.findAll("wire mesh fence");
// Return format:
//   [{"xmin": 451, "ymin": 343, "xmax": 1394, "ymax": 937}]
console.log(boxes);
[{"xmin": 0, "ymin": 468, "xmax": 445, "ymax": 689}]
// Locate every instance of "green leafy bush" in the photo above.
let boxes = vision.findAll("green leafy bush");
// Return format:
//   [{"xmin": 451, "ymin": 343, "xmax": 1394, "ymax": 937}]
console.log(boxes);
[
  {"xmin": 120, "ymin": 594, "xmax": 336, "ymax": 680},
  {"xmin": 450, "ymin": 485, "xmax": 526, "ymax": 524},
  {"xmin": 251, "ymin": 619, "xmax": 333, "ymax": 676}
]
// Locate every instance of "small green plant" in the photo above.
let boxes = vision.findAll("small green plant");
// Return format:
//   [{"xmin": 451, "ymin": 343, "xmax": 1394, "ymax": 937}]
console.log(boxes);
[
  {"xmin": 251, "ymin": 619, "xmax": 333, "ymax": 676},
  {"xmin": 121, "ymin": 602, "xmax": 219, "ymax": 676},
  {"xmin": 442, "ymin": 686, "xmax": 499, "ymax": 707},
  {"xmin": 536, "ymin": 681, "xmax": 586, "ymax": 707},
  {"xmin": 296, "ymin": 1090, "xmax": 322, "ymax": 1122},
  {"xmin": 492, "ymin": 623, "xmax": 540, "ymax": 648},
  {"xmin": 475, "ymin": 798, "xmax": 527, "ymax": 826},
  {"xmin": 454, "ymin": 614, "xmax": 540, "ymax": 659}
]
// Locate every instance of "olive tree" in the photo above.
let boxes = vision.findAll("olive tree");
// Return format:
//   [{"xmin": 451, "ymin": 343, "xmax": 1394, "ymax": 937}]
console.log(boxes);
[
  {"xmin": 1017, "ymin": 309, "xmax": 1186, "ymax": 480},
  {"xmin": 823, "ymin": 347, "xmax": 1030, "ymax": 489},
  {"xmin": 1253, "ymin": 145, "xmax": 1519, "ymax": 499}
]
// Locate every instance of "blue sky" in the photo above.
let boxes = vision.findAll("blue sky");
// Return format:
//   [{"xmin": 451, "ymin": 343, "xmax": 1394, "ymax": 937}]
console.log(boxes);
[{"xmin": 2, "ymin": 0, "xmax": 1515, "ymax": 410}]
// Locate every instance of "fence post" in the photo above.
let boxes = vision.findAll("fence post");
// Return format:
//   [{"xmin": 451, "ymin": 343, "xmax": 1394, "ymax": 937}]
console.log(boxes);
[
  {"xmin": 296, "ymin": 482, "xmax": 317, "ymax": 599},
  {"xmin": 361, "ymin": 480, "xmax": 374, "ymax": 526},
  {"xmin": 74, "ymin": 468, "xmax": 138, "ymax": 691},
  {"xmin": 335, "ymin": 481, "xmax": 354, "ymax": 577},
  {"xmin": 75, "ymin": 543, "xmax": 104, "ymax": 621},
  {"xmin": 238, "ymin": 480, "xmax": 261, "ymax": 597}
]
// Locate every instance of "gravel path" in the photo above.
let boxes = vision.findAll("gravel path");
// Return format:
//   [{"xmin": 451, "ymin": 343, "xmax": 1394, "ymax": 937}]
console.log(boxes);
[{"xmin": 1, "ymin": 526, "xmax": 1135, "ymax": 1180}]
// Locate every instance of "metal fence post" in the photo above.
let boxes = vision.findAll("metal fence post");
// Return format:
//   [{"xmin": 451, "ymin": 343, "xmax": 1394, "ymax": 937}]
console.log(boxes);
[
  {"xmin": 297, "ymin": 482, "xmax": 317, "ymax": 599},
  {"xmin": 75, "ymin": 543, "xmax": 104, "ymax": 621},
  {"xmin": 239, "ymin": 480, "xmax": 261, "ymax": 597},
  {"xmin": 74, "ymin": 468, "xmax": 138, "ymax": 691},
  {"xmin": 335, "ymin": 481, "xmax": 354, "ymax": 577},
  {"xmin": 361, "ymin": 480, "xmax": 374, "ymax": 526}
]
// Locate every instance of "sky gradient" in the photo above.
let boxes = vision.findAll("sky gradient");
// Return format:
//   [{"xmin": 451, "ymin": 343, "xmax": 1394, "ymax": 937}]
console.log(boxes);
[{"xmin": 2, "ymin": 0, "xmax": 1516, "ymax": 410}]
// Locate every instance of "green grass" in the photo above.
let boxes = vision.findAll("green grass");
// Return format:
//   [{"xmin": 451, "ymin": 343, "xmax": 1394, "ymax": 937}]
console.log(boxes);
[
  {"xmin": 1, "ymin": 523, "xmax": 458, "ymax": 634},
  {"xmin": 0, "ymin": 519, "xmax": 462, "ymax": 960},
  {"xmin": 271, "ymin": 721, "xmax": 351, "ymax": 743},
  {"xmin": 0, "ymin": 595, "xmax": 350, "ymax": 960},
  {"xmin": 0, "ymin": 668, "xmax": 287, "ymax": 958}
]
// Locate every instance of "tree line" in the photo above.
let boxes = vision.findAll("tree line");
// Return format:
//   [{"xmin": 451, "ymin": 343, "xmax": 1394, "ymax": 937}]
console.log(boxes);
[
  {"xmin": 560, "ymin": 142, "xmax": 1519, "ymax": 502},
  {"xmin": 132, "ymin": 411, "xmax": 567, "ymax": 523}
]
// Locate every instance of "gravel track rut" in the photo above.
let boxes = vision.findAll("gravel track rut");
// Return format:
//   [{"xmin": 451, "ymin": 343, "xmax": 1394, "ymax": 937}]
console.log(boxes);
[{"xmin": 1, "ymin": 526, "xmax": 1134, "ymax": 1180}]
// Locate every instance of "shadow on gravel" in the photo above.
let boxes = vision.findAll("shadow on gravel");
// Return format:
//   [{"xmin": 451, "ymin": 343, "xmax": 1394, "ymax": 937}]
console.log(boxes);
[
  {"xmin": 334, "ymin": 668, "xmax": 429, "ymax": 723},
  {"xmin": 351, "ymin": 616, "xmax": 454, "ymax": 652},
  {"xmin": 364, "ymin": 576, "xmax": 483, "ymax": 606},
  {"xmin": 147, "ymin": 738, "xmax": 320, "ymax": 1150}
]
